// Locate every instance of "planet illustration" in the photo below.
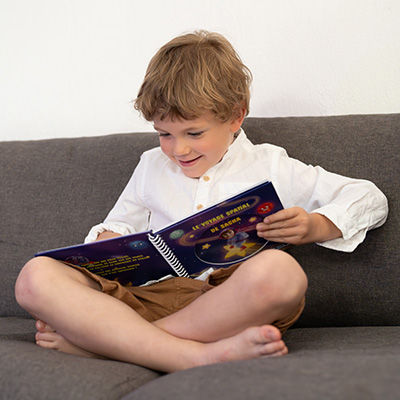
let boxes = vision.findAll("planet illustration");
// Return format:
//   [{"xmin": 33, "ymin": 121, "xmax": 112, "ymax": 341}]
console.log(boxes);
[
  {"xmin": 170, "ymin": 229, "xmax": 185, "ymax": 239},
  {"xmin": 129, "ymin": 240, "xmax": 148, "ymax": 250}
]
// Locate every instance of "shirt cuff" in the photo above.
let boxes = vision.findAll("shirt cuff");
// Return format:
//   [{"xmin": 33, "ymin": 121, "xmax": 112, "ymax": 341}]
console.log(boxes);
[{"xmin": 311, "ymin": 205, "xmax": 365, "ymax": 252}]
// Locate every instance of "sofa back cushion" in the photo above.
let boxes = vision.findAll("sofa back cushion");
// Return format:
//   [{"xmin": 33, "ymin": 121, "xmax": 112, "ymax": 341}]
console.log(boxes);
[
  {"xmin": 243, "ymin": 114, "xmax": 400, "ymax": 328},
  {"xmin": 0, "ymin": 133, "xmax": 159, "ymax": 317},
  {"xmin": 1, "ymin": 114, "xmax": 399, "ymax": 326}
]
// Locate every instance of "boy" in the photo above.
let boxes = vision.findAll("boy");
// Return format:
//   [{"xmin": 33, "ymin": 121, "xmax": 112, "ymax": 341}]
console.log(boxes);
[{"xmin": 15, "ymin": 31, "xmax": 388, "ymax": 373}]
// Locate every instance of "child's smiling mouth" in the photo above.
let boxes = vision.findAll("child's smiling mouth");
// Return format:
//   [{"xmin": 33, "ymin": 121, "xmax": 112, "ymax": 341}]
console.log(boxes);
[{"xmin": 177, "ymin": 155, "xmax": 202, "ymax": 167}]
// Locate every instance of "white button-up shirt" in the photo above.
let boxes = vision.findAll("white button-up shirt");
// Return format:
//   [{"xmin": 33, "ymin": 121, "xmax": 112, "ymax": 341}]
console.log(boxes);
[{"xmin": 85, "ymin": 129, "xmax": 388, "ymax": 252}]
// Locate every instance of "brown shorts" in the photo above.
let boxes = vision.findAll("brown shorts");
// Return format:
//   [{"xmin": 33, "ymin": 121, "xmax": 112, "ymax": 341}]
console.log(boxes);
[{"xmin": 70, "ymin": 263, "xmax": 305, "ymax": 334}]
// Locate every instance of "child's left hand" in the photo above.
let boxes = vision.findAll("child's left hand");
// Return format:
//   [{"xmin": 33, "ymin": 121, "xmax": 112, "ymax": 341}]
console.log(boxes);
[{"xmin": 256, "ymin": 207, "xmax": 342, "ymax": 245}]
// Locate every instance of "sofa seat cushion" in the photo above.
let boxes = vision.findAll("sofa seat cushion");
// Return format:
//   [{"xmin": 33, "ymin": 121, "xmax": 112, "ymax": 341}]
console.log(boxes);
[
  {"xmin": 122, "ymin": 326, "xmax": 400, "ymax": 400},
  {"xmin": 0, "ymin": 317, "xmax": 161, "ymax": 400}
]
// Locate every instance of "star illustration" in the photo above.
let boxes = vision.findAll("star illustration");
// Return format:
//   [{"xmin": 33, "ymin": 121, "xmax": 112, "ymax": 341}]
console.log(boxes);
[
  {"xmin": 202, "ymin": 243, "xmax": 211, "ymax": 250},
  {"xmin": 223, "ymin": 242, "xmax": 256, "ymax": 259}
]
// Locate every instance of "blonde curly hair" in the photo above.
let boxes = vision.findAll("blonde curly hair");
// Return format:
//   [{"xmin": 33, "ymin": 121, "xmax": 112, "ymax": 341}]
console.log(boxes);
[{"xmin": 134, "ymin": 30, "xmax": 252, "ymax": 122}]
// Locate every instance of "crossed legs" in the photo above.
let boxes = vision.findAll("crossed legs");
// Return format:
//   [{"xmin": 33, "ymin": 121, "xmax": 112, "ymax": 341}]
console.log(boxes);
[{"xmin": 15, "ymin": 250, "xmax": 307, "ymax": 372}]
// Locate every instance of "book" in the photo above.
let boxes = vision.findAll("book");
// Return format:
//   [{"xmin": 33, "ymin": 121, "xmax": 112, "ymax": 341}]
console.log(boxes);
[{"xmin": 36, "ymin": 180, "xmax": 287, "ymax": 286}]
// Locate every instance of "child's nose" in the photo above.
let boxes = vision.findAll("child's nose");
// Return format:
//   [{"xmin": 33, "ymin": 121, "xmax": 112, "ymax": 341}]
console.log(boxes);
[{"xmin": 173, "ymin": 139, "xmax": 190, "ymax": 156}]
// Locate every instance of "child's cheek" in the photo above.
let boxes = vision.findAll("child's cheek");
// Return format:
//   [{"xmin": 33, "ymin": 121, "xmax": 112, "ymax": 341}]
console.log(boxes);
[{"xmin": 159, "ymin": 140, "xmax": 171, "ymax": 156}]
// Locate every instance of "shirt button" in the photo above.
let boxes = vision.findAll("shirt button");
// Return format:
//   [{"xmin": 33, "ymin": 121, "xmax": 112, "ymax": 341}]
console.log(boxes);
[
  {"xmin": 203, "ymin": 176, "xmax": 210, "ymax": 182},
  {"xmin": 197, "ymin": 204, "xmax": 203, "ymax": 210}
]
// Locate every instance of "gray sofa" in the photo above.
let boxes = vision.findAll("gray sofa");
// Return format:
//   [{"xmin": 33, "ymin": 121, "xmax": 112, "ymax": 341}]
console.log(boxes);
[{"xmin": 1, "ymin": 114, "xmax": 399, "ymax": 400}]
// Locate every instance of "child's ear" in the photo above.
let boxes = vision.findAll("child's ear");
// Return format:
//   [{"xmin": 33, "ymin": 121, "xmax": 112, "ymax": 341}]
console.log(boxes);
[{"xmin": 230, "ymin": 106, "xmax": 246, "ymax": 132}]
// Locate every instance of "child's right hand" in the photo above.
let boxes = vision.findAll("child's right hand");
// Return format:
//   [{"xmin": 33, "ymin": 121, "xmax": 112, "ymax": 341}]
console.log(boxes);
[{"xmin": 95, "ymin": 231, "xmax": 122, "ymax": 242}]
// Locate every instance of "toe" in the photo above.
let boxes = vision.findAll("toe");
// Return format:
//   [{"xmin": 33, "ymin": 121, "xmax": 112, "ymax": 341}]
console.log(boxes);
[
  {"xmin": 36, "ymin": 320, "xmax": 55, "ymax": 333},
  {"xmin": 262, "ymin": 325, "xmax": 282, "ymax": 342},
  {"xmin": 262, "ymin": 341, "xmax": 288, "ymax": 357}
]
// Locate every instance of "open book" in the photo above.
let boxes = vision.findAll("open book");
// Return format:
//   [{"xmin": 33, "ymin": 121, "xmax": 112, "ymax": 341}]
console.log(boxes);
[{"xmin": 36, "ymin": 180, "xmax": 287, "ymax": 286}]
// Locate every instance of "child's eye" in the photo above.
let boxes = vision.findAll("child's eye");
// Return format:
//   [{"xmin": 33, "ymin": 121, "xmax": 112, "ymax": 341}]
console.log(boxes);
[
  {"xmin": 188, "ymin": 131, "xmax": 203, "ymax": 137},
  {"xmin": 158, "ymin": 132, "xmax": 171, "ymax": 138}
]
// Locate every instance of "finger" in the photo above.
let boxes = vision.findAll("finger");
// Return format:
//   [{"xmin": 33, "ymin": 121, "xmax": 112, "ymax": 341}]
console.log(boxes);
[
  {"xmin": 263, "ymin": 207, "xmax": 302, "ymax": 225},
  {"xmin": 257, "ymin": 212, "xmax": 290, "ymax": 231},
  {"xmin": 257, "ymin": 227, "xmax": 304, "ymax": 242},
  {"xmin": 257, "ymin": 217, "xmax": 298, "ymax": 232}
]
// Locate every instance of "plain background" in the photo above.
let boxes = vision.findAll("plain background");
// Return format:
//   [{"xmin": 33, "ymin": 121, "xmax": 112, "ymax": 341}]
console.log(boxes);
[{"xmin": 1, "ymin": 0, "xmax": 399, "ymax": 141}]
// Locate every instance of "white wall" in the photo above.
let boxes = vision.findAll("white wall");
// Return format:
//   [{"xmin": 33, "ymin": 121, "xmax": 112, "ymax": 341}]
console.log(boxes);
[{"xmin": 1, "ymin": 0, "xmax": 399, "ymax": 141}]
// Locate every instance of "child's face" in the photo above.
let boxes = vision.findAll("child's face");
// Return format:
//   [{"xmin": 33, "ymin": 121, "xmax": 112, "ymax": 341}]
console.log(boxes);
[
  {"xmin": 154, "ymin": 112, "xmax": 244, "ymax": 178},
  {"xmin": 221, "ymin": 229, "xmax": 235, "ymax": 239}
]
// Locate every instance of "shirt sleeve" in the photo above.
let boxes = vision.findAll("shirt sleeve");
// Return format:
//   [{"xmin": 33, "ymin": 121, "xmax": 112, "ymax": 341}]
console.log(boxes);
[
  {"xmin": 270, "ymin": 147, "xmax": 388, "ymax": 252},
  {"xmin": 84, "ymin": 155, "xmax": 151, "ymax": 243}
]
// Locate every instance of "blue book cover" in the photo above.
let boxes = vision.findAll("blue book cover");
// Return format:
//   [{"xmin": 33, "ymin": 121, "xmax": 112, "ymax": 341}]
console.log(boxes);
[
  {"xmin": 157, "ymin": 180, "xmax": 287, "ymax": 277},
  {"xmin": 36, "ymin": 180, "xmax": 286, "ymax": 286}
]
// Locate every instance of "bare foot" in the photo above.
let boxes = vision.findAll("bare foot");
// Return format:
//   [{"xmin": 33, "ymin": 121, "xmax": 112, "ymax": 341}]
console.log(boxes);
[
  {"xmin": 35, "ymin": 320, "xmax": 104, "ymax": 359},
  {"xmin": 35, "ymin": 320, "xmax": 287, "ymax": 369},
  {"xmin": 199, "ymin": 325, "xmax": 288, "ymax": 366}
]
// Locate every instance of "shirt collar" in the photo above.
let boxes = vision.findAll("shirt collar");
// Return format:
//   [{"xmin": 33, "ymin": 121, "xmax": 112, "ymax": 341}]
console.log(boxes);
[{"xmin": 201, "ymin": 128, "xmax": 248, "ymax": 176}]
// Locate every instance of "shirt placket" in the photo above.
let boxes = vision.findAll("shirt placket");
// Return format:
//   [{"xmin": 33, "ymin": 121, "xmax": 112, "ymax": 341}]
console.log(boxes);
[{"xmin": 192, "ymin": 171, "xmax": 216, "ymax": 213}]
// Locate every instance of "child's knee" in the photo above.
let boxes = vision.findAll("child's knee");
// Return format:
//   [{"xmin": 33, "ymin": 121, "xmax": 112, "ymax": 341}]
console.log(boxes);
[
  {"xmin": 239, "ymin": 250, "xmax": 307, "ymax": 305},
  {"xmin": 263, "ymin": 250, "xmax": 307, "ymax": 295},
  {"xmin": 15, "ymin": 257, "xmax": 54, "ymax": 308}
]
